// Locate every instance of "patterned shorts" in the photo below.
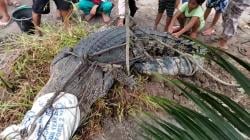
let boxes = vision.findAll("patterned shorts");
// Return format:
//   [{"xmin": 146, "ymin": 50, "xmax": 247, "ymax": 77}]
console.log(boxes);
[
  {"xmin": 206, "ymin": 0, "xmax": 229, "ymax": 13},
  {"xmin": 222, "ymin": 0, "xmax": 250, "ymax": 39},
  {"xmin": 158, "ymin": 0, "xmax": 176, "ymax": 17}
]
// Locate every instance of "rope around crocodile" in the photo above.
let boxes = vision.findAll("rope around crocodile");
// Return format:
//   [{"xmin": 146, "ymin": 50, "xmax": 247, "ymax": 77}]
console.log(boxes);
[{"xmin": 0, "ymin": 26, "xmax": 240, "ymax": 140}]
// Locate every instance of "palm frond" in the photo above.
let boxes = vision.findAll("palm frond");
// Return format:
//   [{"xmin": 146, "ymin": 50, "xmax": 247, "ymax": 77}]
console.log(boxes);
[{"xmin": 140, "ymin": 41, "xmax": 250, "ymax": 139}]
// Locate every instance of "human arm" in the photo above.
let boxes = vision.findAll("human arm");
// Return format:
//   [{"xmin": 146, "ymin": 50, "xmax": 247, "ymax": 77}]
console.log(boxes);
[
  {"xmin": 172, "ymin": 16, "xmax": 199, "ymax": 38},
  {"xmin": 168, "ymin": 10, "xmax": 182, "ymax": 33},
  {"xmin": 90, "ymin": 0, "xmax": 101, "ymax": 15},
  {"xmin": 90, "ymin": 4, "xmax": 99, "ymax": 15}
]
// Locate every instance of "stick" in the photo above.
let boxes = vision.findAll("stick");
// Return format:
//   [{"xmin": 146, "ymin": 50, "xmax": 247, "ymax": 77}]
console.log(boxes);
[
  {"xmin": 125, "ymin": 0, "xmax": 130, "ymax": 75},
  {"xmin": 89, "ymin": 43, "xmax": 126, "ymax": 57}
]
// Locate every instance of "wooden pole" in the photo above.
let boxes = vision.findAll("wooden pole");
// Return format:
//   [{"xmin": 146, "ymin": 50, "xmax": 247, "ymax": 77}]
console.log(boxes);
[{"xmin": 125, "ymin": 0, "xmax": 130, "ymax": 75}]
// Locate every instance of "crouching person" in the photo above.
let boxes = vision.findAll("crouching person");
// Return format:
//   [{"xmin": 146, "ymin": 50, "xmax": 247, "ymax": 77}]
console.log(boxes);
[
  {"xmin": 77, "ymin": 0, "xmax": 113, "ymax": 23},
  {"xmin": 168, "ymin": 0, "xmax": 205, "ymax": 39}
]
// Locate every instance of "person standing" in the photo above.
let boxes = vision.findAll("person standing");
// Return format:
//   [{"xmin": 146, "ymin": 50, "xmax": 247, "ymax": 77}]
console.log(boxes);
[
  {"xmin": 0, "ymin": 0, "xmax": 10, "ymax": 27},
  {"xmin": 218, "ymin": 0, "xmax": 250, "ymax": 49},
  {"xmin": 202, "ymin": 0, "xmax": 229, "ymax": 36},
  {"xmin": 32, "ymin": 0, "xmax": 73, "ymax": 35},
  {"xmin": 154, "ymin": 0, "xmax": 180, "ymax": 31},
  {"xmin": 117, "ymin": 0, "xmax": 138, "ymax": 26}
]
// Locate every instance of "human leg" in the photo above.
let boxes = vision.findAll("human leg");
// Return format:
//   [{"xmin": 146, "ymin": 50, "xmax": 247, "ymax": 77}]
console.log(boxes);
[
  {"xmin": 129, "ymin": 0, "xmax": 137, "ymax": 17},
  {"xmin": 77, "ymin": 0, "xmax": 94, "ymax": 15},
  {"xmin": 154, "ymin": 13, "xmax": 163, "ymax": 30},
  {"xmin": 173, "ymin": 13, "xmax": 186, "ymax": 33},
  {"xmin": 164, "ymin": 16, "xmax": 172, "ymax": 32},
  {"xmin": 100, "ymin": 1, "xmax": 113, "ymax": 15},
  {"xmin": 164, "ymin": 0, "xmax": 175, "ymax": 31},
  {"xmin": 32, "ymin": 0, "xmax": 50, "ymax": 35},
  {"xmin": 204, "ymin": 8, "xmax": 211, "ymax": 21},
  {"xmin": 32, "ymin": 11, "xmax": 42, "ymax": 35},
  {"xmin": 117, "ymin": 0, "xmax": 125, "ymax": 26},
  {"xmin": 154, "ymin": 0, "xmax": 166, "ymax": 30},
  {"xmin": 77, "ymin": 0, "xmax": 95, "ymax": 21},
  {"xmin": 54, "ymin": 0, "xmax": 73, "ymax": 27},
  {"xmin": 219, "ymin": 0, "xmax": 249, "ymax": 49},
  {"xmin": 0, "ymin": 0, "xmax": 10, "ymax": 26},
  {"xmin": 203, "ymin": 11, "xmax": 221, "ymax": 36},
  {"xmin": 99, "ymin": 1, "xmax": 113, "ymax": 23},
  {"xmin": 190, "ymin": 19, "xmax": 200, "ymax": 39},
  {"xmin": 203, "ymin": 0, "xmax": 228, "ymax": 36}
]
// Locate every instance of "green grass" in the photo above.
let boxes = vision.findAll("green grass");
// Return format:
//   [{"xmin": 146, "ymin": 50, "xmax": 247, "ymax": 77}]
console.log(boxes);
[
  {"xmin": 0, "ymin": 21, "xmax": 92, "ymax": 131},
  {"xmin": 0, "ymin": 21, "xmax": 152, "ymax": 138}
]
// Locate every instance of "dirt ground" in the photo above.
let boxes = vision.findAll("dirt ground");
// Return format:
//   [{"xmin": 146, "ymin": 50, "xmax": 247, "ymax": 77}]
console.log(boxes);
[
  {"xmin": 0, "ymin": 0, "xmax": 250, "ymax": 140},
  {"xmin": 134, "ymin": 0, "xmax": 250, "ymax": 62},
  {"xmin": 132, "ymin": 0, "xmax": 250, "ymax": 115}
]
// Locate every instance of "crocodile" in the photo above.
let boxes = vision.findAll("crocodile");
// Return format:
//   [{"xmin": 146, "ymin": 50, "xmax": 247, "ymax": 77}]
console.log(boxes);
[{"xmin": 0, "ymin": 26, "xmax": 205, "ymax": 140}]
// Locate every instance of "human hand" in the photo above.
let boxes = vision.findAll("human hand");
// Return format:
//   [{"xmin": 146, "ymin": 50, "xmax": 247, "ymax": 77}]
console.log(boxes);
[
  {"xmin": 117, "ymin": 18, "xmax": 124, "ymax": 26},
  {"xmin": 168, "ymin": 27, "xmax": 173, "ymax": 34},
  {"xmin": 90, "ymin": 5, "xmax": 99, "ymax": 15},
  {"xmin": 172, "ymin": 32, "xmax": 181, "ymax": 38}
]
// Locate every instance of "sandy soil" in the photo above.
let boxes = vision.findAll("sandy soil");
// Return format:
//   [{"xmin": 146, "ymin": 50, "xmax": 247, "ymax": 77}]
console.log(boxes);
[
  {"xmin": 131, "ymin": 0, "xmax": 250, "ymax": 112},
  {"xmin": 134, "ymin": 0, "xmax": 250, "ymax": 62}
]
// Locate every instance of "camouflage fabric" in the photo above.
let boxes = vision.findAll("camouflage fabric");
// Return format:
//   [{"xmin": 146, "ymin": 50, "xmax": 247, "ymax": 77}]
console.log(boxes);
[{"xmin": 222, "ymin": 0, "xmax": 250, "ymax": 39}]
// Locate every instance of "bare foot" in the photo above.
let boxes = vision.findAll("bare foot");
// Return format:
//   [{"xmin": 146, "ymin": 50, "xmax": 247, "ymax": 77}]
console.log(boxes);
[
  {"xmin": 35, "ymin": 30, "xmax": 42, "ymax": 36},
  {"xmin": 190, "ymin": 32, "xmax": 198, "ymax": 39},
  {"xmin": 218, "ymin": 38, "xmax": 229, "ymax": 50},
  {"xmin": 202, "ymin": 27, "xmax": 216, "ymax": 36},
  {"xmin": 85, "ymin": 14, "xmax": 94, "ymax": 21},
  {"xmin": 117, "ymin": 18, "xmax": 124, "ymax": 26},
  {"xmin": 0, "ymin": 16, "xmax": 11, "ymax": 27},
  {"xmin": 102, "ymin": 13, "xmax": 110, "ymax": 24}
]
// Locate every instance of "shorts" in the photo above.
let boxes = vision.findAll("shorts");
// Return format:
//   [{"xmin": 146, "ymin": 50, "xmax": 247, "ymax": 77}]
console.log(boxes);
[
  {"xmin": 158, "ymin": 0, "xmax": 176, "ymax": 17},
  {"xmin": 206, "ymin": 0, "xmax": 229, "ymax": 13},
  {"xmin": 32, "ymin": 0, "xmax": 72, "ymax": 14}
]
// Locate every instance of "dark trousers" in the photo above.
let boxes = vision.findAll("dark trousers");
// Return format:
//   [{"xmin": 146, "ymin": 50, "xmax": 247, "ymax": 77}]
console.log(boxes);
[{"xmin": 129, "ymin": 0, "xmax": 137, "ymax": 17}]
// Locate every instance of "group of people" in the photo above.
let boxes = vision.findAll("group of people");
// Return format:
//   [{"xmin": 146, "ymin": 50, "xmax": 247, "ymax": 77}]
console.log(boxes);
[
  {"xmin": 154, "ymin": 0, "xmax": 249, "ymax": 49},
  {"xmin": 0, "ymin": 0, "xmax": 249, "ymax": 49},
  {"xmin": 0, "ymin": 0, "xmax": 137, "ymax": 34}
]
